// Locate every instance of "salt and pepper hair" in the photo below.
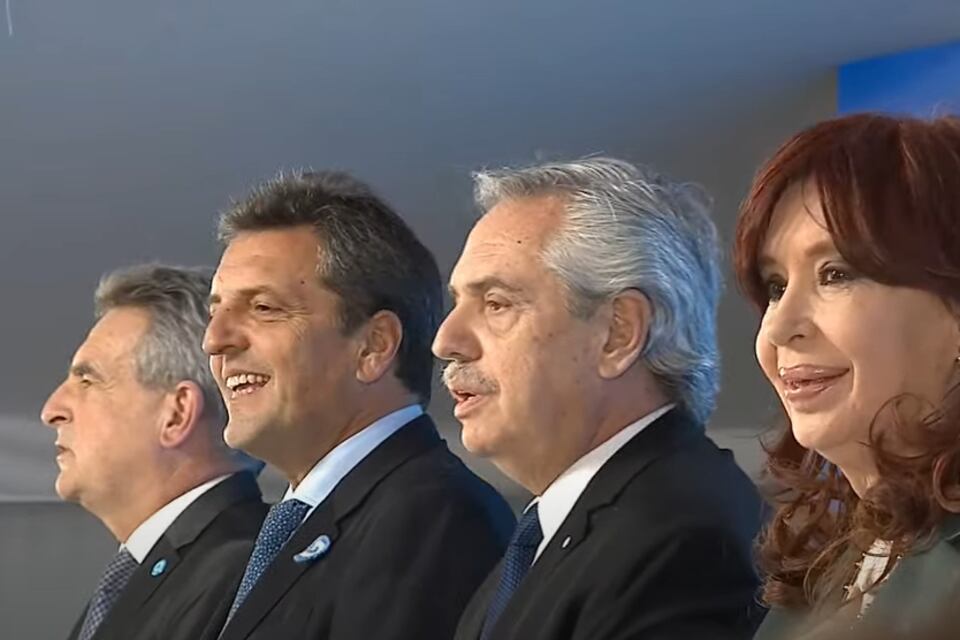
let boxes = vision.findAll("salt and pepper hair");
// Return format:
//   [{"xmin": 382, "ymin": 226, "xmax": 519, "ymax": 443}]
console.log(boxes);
[
  {"xmin": 94, "ymin": 265, "xmax": 237, "ymax": 446},
  {"xmin": 473, "ymin": 157, "xmax": 723, "ymax": 424}
]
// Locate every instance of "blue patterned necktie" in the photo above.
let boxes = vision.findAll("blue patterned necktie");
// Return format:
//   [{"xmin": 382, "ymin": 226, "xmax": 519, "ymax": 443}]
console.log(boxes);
[
  {"xmin": 481, "ymin": 503, "xmax": 543, "ymax": 640},
  {"xmin": 225, "ymin": 498, "xmax": 311, "ymax": 624},
  {"xmin": 77, "ymin": 547, "xmax": 139, "ymax": 640}
]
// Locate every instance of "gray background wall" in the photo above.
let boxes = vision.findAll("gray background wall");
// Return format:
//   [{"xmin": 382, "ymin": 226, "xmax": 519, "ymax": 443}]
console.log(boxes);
[{"xmin": 1, "ymin": 1, "xmax": 958, "ymax": 637}]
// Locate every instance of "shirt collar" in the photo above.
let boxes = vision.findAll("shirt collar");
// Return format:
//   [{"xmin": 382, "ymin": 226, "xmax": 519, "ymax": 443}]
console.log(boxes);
[
  {"xmin": 283, "ymin": 404, "xmax": 423, "ymax": 510},
  {"xmin": 532, "ymin": 403, "xmax": 675, "ymax": 561},
  {"xmin": 122, "ymin": 473, "xmax": 232, "ymax": 563}
]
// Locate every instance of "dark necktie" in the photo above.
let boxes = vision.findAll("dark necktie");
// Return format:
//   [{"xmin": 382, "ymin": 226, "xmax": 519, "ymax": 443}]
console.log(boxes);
[
  {"xmin": 481, "ymin": 503, "xmax": 543, "ymax": 640},
  {"xmin": 77, "ymin": 548, "xmax": 139, "ymax": 640},
  {"xmin": 224, "ymin": 498, "xmax": 311, "ymax": 624}
]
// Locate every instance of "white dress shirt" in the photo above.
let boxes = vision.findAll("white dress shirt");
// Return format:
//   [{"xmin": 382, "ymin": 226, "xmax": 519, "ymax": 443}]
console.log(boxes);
[
  {"xmin": 123, "ymin": 473, "xmax": 232, "ymax": 563},
  {"xmin": 283, "ymin": 404, "xmax": 423, "ymax": 518},
  {"xmin": 529, "ymin": 403, "xmax": 675, "ymax": 562}
]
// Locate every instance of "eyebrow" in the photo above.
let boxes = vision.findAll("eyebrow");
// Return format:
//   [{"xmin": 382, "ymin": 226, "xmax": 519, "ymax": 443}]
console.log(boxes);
[
  {"xmin": 69, "ymin": 362, "xmax": 103, "ymax": 381},
  {"xmin": 208, "ymin": 285, "xmax": 289, "ymax": 307},
  {"xmin": 448, "ymin": 276, "xmax": 524, "ymax": 300},
  {"xmin": 757, "ymin": 238, "xmax": 839, "ymax": 272}
]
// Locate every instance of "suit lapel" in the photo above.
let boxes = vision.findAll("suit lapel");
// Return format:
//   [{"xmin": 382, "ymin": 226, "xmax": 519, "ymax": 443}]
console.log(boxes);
[
  {"xmin": 221, "ymin": 415, "xmax": 443, "ymax": 640},
  {"xmin": 486, "ymin": 409, "xmax": 703, "ymax": 638},
  {"xmin": 531, "ymin": 409, "xmax": 700, "ymax": 578},
  {"xmin": 94, "ymin": 472, "xmax": 262, "ymax": 638},
  {"xmin": 456, "ymin": 563, "xmax": 502, "ymax": 640}
]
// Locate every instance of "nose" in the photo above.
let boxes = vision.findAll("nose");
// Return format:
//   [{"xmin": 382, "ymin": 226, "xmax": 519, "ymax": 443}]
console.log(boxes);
[
  {"xmin": 40, "ymin": 383, "xmax": 71, "ymax": 429},
  {"xmin": 432, "ymin": 303, "xmax": 481, "ymax": 363},
  {"xmin": 203, "ymin": 307, "xmax": 249, "ymax": 357},
  {"xmin": 758, "ymin": 283, "xmax": 816, "ymax": 349}
]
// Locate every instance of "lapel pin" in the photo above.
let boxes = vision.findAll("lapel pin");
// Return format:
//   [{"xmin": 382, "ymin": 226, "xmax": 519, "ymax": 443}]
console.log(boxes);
[
  {"xmin": 151, "ymin": 559, "xmax": 168, "ymax": 577},
  {"xmin": 294, "ymin": 534, "xmax": 332, "ymax": 564}
]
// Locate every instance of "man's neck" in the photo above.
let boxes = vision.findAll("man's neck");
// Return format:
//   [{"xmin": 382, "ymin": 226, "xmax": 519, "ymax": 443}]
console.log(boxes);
[
  {"xmin": 521, "ymin": 392, "xmax": 671, "ymax": 495},
  {"xmin": 100, "ymin": 464, "xmax": 237, "ymax": 542},
  {"xmin": 285, "ymin": 396, "xmax": 420, "ymax": 488}
]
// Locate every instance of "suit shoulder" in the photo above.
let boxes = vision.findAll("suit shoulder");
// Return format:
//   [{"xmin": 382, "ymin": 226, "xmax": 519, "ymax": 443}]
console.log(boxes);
[
  {"xmin": 355, "ymin": 445, "xmax": 514, "ymax": 544},
  {"xmin": 383, "ymin": 442, "xmax": 511, "ymax": 509},
  {"xmin": 186, "ymin": 496, "xmax": 266, "ymax": 558},
  {"xmin": 597, "ymin": 434, "xmax": 763, "ymax": 540}
]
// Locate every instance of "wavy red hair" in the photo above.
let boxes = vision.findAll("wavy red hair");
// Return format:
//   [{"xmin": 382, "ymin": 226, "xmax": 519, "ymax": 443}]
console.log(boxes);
[{"xmin": 733, "ymin": 113, "xmax": 960, "ymax": 609}]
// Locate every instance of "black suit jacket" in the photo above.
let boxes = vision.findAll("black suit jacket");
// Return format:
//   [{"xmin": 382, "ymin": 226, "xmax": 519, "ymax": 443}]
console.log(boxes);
[
  {"xmin": 66, "ymin": 471, "xmax": 267, "ymax": 640},
  {"xmin": 455, "ymin": 409, "xmax": 765, "ymax": 640},
  {"xmin": 216, "ymin": 414, "xmax": 515, "ymax": 640}
]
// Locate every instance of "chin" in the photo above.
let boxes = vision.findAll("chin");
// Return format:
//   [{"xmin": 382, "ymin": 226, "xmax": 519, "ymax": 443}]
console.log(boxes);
[
  {"xmin": 790, "ymin": 417, "xmax": 845, "ymax": 455},
  {"xmin": 460, "ymin": 421, "xmax": 499, "ymax": 458},
  {"xmin": 54, "ymin": 475, "xmax": 78, "ymax": 503},
  {"xmin": 224, "ymin": 419, "xmax": 256, "ymax": 450}
]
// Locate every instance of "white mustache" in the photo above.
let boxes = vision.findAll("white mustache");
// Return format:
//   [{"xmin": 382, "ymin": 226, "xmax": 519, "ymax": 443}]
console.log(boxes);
[{"xmin": 441, "ymin": 362, "xmax": 498, "ymax": 395}]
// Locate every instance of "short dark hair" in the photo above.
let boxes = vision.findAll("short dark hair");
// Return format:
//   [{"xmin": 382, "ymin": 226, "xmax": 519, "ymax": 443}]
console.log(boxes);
[{"xmin": 218, "ymin": 170, "xmax": 442, "ymax": 405}]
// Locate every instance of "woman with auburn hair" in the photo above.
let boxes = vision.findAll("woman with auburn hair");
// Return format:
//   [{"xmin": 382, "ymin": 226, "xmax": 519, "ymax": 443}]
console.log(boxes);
[{"xmin": 734, "ymin": 113, "xmax": 960, "ymax": 639}]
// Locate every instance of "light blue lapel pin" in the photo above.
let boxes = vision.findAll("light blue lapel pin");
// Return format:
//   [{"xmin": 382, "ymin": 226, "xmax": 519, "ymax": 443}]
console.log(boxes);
[
  {"xmin": 150, "ymin": 558, "xmax": 168, "ymax": 577},
  {"xmin": 293, "ymin": 534, "xmax": 331, "ymax": 564}
]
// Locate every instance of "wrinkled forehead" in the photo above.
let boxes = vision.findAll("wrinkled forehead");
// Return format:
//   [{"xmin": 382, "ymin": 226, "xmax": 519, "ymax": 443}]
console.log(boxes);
[
  {"xmin": 213, "ymin": 229, "xmax": 322, "ymax": 292},
  {"xmin": 451, "ymin": 196, "xmax": 566, "ymax": 290},
  {"xmin": 74, "ymin": 307, "xmax": 150, "ymax": 372}
]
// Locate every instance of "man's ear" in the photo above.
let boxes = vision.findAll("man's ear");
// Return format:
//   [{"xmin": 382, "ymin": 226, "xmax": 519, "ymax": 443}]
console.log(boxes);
[
  {"xmin": 597, "ymin": 289, "xmax": 652, "ymax": 380},
  {"xmin": 356, "ymin": 310, "xmax": 403, "ymax": 385},
  {"xmin": 158, "ymin": 381, "xmax": 205, "ymax": 448}
]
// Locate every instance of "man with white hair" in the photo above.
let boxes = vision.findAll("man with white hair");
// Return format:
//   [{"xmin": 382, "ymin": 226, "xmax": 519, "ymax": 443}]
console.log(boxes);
[
  {"xmin": 435, "ymin": 158, "xmax": 764, "ymax": 640},
  {"xmin": 41, "ymin": 265, "xmax": 267, "ymax": 640}
]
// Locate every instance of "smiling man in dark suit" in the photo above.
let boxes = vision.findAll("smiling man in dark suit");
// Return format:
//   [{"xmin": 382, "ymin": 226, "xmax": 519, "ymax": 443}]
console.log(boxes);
[
  {"xmin": 203, "ymin": 170, "xmax": 514, "ymax": 640},
  {"xmin": 435, "ymin": 158, "xmax": 765, "ymax": 640},
  {"xmin": 41, "ymin": 265, "xmax": 267, "ymax": 640}
]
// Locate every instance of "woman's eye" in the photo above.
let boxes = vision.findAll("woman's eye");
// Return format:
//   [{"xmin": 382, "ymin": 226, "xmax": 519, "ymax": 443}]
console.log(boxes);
[
  {"xmin": 763, "ymin": 277, "xmax": 786, "ymax": 302},
  {"xmin": 819, "ymin": 265, "xmax": 855, "ymax": 286}
]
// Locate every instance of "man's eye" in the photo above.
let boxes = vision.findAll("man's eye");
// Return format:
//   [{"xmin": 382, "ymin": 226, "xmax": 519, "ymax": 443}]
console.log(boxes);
[{"xmin": 485, "ymin": 299, "xmax": 508, "ymax": 313}]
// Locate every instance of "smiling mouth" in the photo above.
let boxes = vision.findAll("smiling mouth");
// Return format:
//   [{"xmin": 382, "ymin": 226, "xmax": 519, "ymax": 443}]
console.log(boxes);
[
  {"xmin": 781, "ymin": 371, "xmax": 848, "ymax": 405},
  {"xmin": 225, "ymin": 373, "xmax": 271, "ymax": 399}
]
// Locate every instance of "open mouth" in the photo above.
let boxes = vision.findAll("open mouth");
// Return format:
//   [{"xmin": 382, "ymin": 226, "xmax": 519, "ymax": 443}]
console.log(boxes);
[
  {"xmin": 451, "ymin": 389, "xmax": 487, "ymax": 418},
  {"xmin": 54, "ymin": 444, "xmax": 71, "ymax": 462},
  {"xmin": 225, "ymin": 373, "xmax": 271, "ymax": 399}
]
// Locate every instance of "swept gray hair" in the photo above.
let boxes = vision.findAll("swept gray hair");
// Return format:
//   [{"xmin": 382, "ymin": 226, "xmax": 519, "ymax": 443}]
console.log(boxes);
[
  {"xmin": 473, "ymin": 157, "xmax": 723, "ymax": 424},
  {"xmin": 94, "ymin": 264, "xmax": 232, "ymax": 438}
]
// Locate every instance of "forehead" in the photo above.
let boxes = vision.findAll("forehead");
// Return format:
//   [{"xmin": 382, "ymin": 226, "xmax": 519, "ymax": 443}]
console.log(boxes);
[
  {"xmin": 75, "ymin": 307, "xmax": 150, "ymax": 369},
  {"xmin": 761, "ymin": 182, "xmax": 833, "ymax": 263},
  {"xmin": 451, "ymin": 195, "xmax": 565, "ymax": 287},
  {"xmin": 214, "ymin": 227, "xmax": 320, "ymax": 292}
]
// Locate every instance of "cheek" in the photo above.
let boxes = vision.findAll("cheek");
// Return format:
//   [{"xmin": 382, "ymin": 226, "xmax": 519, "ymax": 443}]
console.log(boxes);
[{"xmin": 755, "ymin": 324, "xmax": 779, "ymax": 384}]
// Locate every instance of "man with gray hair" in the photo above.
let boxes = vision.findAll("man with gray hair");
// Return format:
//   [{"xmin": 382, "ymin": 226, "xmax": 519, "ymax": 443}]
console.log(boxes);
[
  {"xmin": 41, "ymin": 265, "xmax": 267, "ymax": 640},
  {"xmin": 435, "ymin": 158, "xmax": 763, "ymax": 640}
]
